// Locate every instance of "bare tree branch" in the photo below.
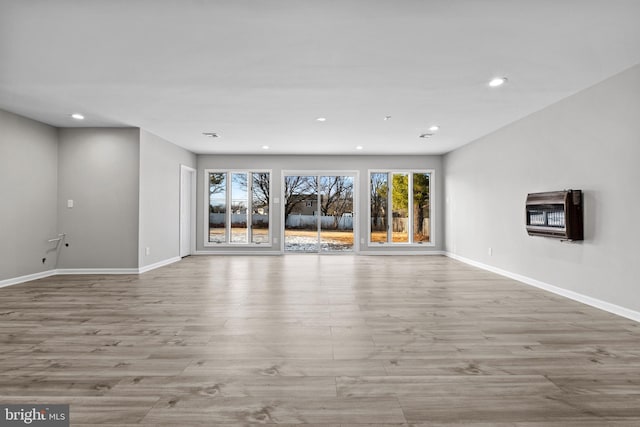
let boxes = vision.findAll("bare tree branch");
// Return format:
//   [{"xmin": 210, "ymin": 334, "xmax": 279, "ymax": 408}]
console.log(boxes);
[{"xmin": 284, "ymin": 175, "xmax": 316, "ymax": 221}]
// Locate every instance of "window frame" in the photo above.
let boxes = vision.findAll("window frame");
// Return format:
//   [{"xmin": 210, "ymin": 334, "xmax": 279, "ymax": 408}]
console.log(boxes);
[
  {"xmin": 281, "ymin": 170, "xmax": 360, "ymax": 253},
  {"xmin": 367, "ymin": 169, "xmax": 435, "ymax": 247},
  {"xmin": 203, "ymin": 169, "xmax": 273, "ymax": 247}
]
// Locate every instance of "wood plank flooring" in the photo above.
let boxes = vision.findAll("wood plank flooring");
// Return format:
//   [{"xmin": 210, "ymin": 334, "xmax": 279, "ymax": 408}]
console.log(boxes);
[{"xmin": 1, "ymin": 255, "xmax": 640, "ymax": 425}]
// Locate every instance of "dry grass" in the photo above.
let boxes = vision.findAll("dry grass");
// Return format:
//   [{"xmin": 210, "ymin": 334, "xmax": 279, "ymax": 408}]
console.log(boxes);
[
  {"xmin": 285, "ymin": 229, "xmax": 354, "ymax": 244},
  {"xmin": 371, "ymin": 231, "xmax": 430, "ymax": 243}
]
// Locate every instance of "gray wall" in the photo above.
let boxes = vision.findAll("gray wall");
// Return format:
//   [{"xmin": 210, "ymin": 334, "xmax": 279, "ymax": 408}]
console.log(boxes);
[
  {"xmin": 57, "ymin": 128, "xmax": 140, "ymax": 269},
  {"xmin": 444, "ymin": 64, "xmax": 640, "ymax": 312},
  {"xmin": 139, "ymin": 129, "xmax": 197, "ymax": 267},
  {"xmin": 197, "ymin": 154, "xmax": 444, "ymax": 253},
  {"xmin": 0, "ymin": 110, "xmax": 59, "ymax": 280}
]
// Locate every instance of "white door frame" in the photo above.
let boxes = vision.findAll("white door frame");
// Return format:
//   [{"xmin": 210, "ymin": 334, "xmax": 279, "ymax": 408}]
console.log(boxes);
[
  {"xmin": 179, "ymin": 165, "xmax": 197, "ymax": 257},
  {"xmin": 281, "ymin": 170, "xmax": 359, "ymax": 254}
]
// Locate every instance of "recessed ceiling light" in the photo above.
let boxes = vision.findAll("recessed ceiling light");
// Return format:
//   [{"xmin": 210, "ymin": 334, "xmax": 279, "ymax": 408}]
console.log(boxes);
[
  {"xmin": 262, "ymin": 145, "xmax": 269, "ymax": 150},
  {"xmin": 355, "ymin": 145, "xmax": 363, "ymax": 150},
  {"xmin": 202, "ymin": 132, "xmax": 219, "ymax": 138},
  {"xmin": 419, "ymin": 133, "xmax": 433, "ymax": 139},
  {"xmin": 383, "ymin": 116, "xmax": 392, "ymax": 121},
  {"xmin": 71, "ymin": 113, "xmax": 84, "ymax": 120},
  {"xmin": 316, "ymin": 117, "xmax": 326, "ymax": 122},
  {"xmin": 489, "ymin": 77, "xmax": 508, "ymax": 87},
  {"xmin": 428, "ymin": 125, "xmax": 440, "ymax": 132}
]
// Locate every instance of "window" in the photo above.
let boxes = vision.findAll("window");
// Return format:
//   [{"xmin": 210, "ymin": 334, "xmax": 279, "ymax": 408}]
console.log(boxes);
[
  {"xmin": 206, "ymin": 170, "xmax": 271, "ymax": 245},
  {"xmin": 368, "ymin": 170, "xmax": 432, "ymax": 245}
]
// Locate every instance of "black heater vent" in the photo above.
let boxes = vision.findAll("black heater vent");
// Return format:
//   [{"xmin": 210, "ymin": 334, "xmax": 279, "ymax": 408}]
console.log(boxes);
[{"xmin": 526, "ymin": 190, "xmax": 583, "ymax": 241}]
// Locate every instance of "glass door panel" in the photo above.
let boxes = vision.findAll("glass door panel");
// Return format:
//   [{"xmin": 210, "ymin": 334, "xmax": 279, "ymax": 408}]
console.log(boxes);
[
  {"xmin": 320, "ymin": 175, "xmax": 354, "ymax": 252},
  {"xmin": 370, "ymin": 173, "xmax": 388, "ymax": 243},
  {"xmin": 251, "ymin": 172, "xmax": 270, "ymax": 244},
  {"xmin": 231, "ymin": 173, "xmax": 248, "ymax": 243},
  {"xmin": 412, "ymin": 172, "xmax": 430, "ymax": 243},
  {"xmin": 208, "ymin": 172, "xmax": 226, "ymax": 243},
  {"xmin": 391, "ymin": 173, "xmax": 409, "ymax": 243},
  {"xmin": 284, "ymin": 175, "xmax": 318, "ymax": 252}
]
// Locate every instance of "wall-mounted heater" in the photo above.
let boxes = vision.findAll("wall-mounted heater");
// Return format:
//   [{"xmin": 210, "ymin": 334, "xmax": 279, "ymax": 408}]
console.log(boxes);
[{"xmin": 526, "ymin": 190, "xmax": 583, "ymax": 241}]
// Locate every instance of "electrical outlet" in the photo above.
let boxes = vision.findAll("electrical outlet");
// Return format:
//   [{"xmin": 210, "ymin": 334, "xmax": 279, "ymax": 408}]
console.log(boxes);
[
  {"xmin": 42, "ymin": 257, "xmax": 46, "ymax": 264},
  {"xmin": 145, "ymin": 247, "xmax": 151, "ymax": 256},
  {"xmin": 488, "ymin": 247, "xmax": 493, "ymax": 256}
]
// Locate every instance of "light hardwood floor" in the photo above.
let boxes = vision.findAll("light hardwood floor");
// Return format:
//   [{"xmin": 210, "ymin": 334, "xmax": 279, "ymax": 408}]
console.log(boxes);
[{"xmin": 1, "ymin": 255, "xmax": 640, "ymax": 426}]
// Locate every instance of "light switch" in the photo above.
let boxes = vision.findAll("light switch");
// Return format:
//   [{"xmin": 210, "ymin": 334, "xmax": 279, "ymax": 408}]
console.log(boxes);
[{"xmin": 67, "ymin": 199, "xmax": 74, "ymax": 208}]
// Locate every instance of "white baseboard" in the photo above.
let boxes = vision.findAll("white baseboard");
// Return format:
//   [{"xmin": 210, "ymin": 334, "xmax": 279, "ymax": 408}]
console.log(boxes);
[
  {"xmin": 1, "ymin": 257, "xmax": 183, "ymax": 288},
  {"xmin": 0, "ymin": 270, "xmax": 57, "ymax": 288},
  {"xmin": 360, "ymin": 250, "xmax": 446, "ymax": 256},
  {"xmin": 445, "ymin": 252, "xmax": 640, "ymax": 323},
  {"xmin": 194, "ymin": 250, "xmax": 446, "ymax": 256},
  {"xmin": 194, "ymin": 250, "xmax": 282, "ymax": 256},
  {"xmin": 55, "ymin": 268, "xmax": 139, "ymax": 275},
  {"xmin": 138, "ymin": 257, "xmax": 181, "ymax": 273},
  {"xmin": 11, "ymin": 253, "xmax": 636, "ymax": 324}
]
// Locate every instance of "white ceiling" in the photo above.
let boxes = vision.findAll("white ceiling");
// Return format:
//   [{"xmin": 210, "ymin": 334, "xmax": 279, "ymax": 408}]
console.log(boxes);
[{"xmin": 1, "ymin": 0, "xmax": 639, "ymax": 155}]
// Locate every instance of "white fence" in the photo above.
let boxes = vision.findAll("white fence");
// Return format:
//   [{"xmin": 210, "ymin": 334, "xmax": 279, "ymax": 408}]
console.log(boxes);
[
  {"xmin": 210, "ymin": 213, "xmax": 427, "ymax": 232},
  {"xmin": 210, "ymin": 213, "xmax": 268, "ymax": 226},
  {"xmin": 285, "ymin": 214, "xmax": 353, "ymax": 230},
  {"xmin": 372, "ymin": 218, "xmax": 430, "ymax": 233}
]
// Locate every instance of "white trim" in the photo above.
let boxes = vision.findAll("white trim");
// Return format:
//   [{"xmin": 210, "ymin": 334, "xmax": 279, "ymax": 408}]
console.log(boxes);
[
  {"xmin": 360, "ymin": 250, "xmax": 446, "ymax": 256},
  {"xmin": 281, "ymin": 170, "xmax": 360, "ymax": 254},
  {"xmin": 55, "ymin": 268, "xmax": 139, "ymax": 275},
  {"xmin": 138, "ymin": 257, "xmax": 181, "ymax": 274},
  {"xmin": 445, "ymin": 252, "xmax": 640, "ymax": 323},
  {"xmin": 1, "ymin": 258, "xmax": 184, "ymax": 288},
  {"xmin": 204, "ymin": 169, "xmax": 273, "ymax": 247},
  {"xmin": 194, "ymin": 250, "xmax": 444, "ymax": 256},
  {"xmin": 180, "ymin": 164, "xmax": 197, "ymax": 257},
  {"xmin": 202, "ymin": 243, "xmax": 274, "ymax": 248},
  {"xmin": 366, "ymin": 242, "xmax": 436, "ymax": 248},
  {"xmin": 194, "ymin": 250, "xmax": 282, "ymax": 256},
  {"xmin": 0, "ymin": 270, "xmax": 57, "ymax": 288},
  {"xmin": 367, "ymin": 169, "xmax": 435, "ymax": 247}
]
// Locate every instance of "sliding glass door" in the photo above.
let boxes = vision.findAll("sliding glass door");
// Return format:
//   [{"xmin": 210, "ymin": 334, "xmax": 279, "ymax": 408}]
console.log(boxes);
[
  {"xmin": 284, "ymin": 175, "xmax": 318, "ymax": 252},
  {"xmin": 319, "ymin": 175, "xmax": 354, "ymax": 251},
  {"xmin": 284, "ymin": 173, "xmax": 355, "ymax": 253}
]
